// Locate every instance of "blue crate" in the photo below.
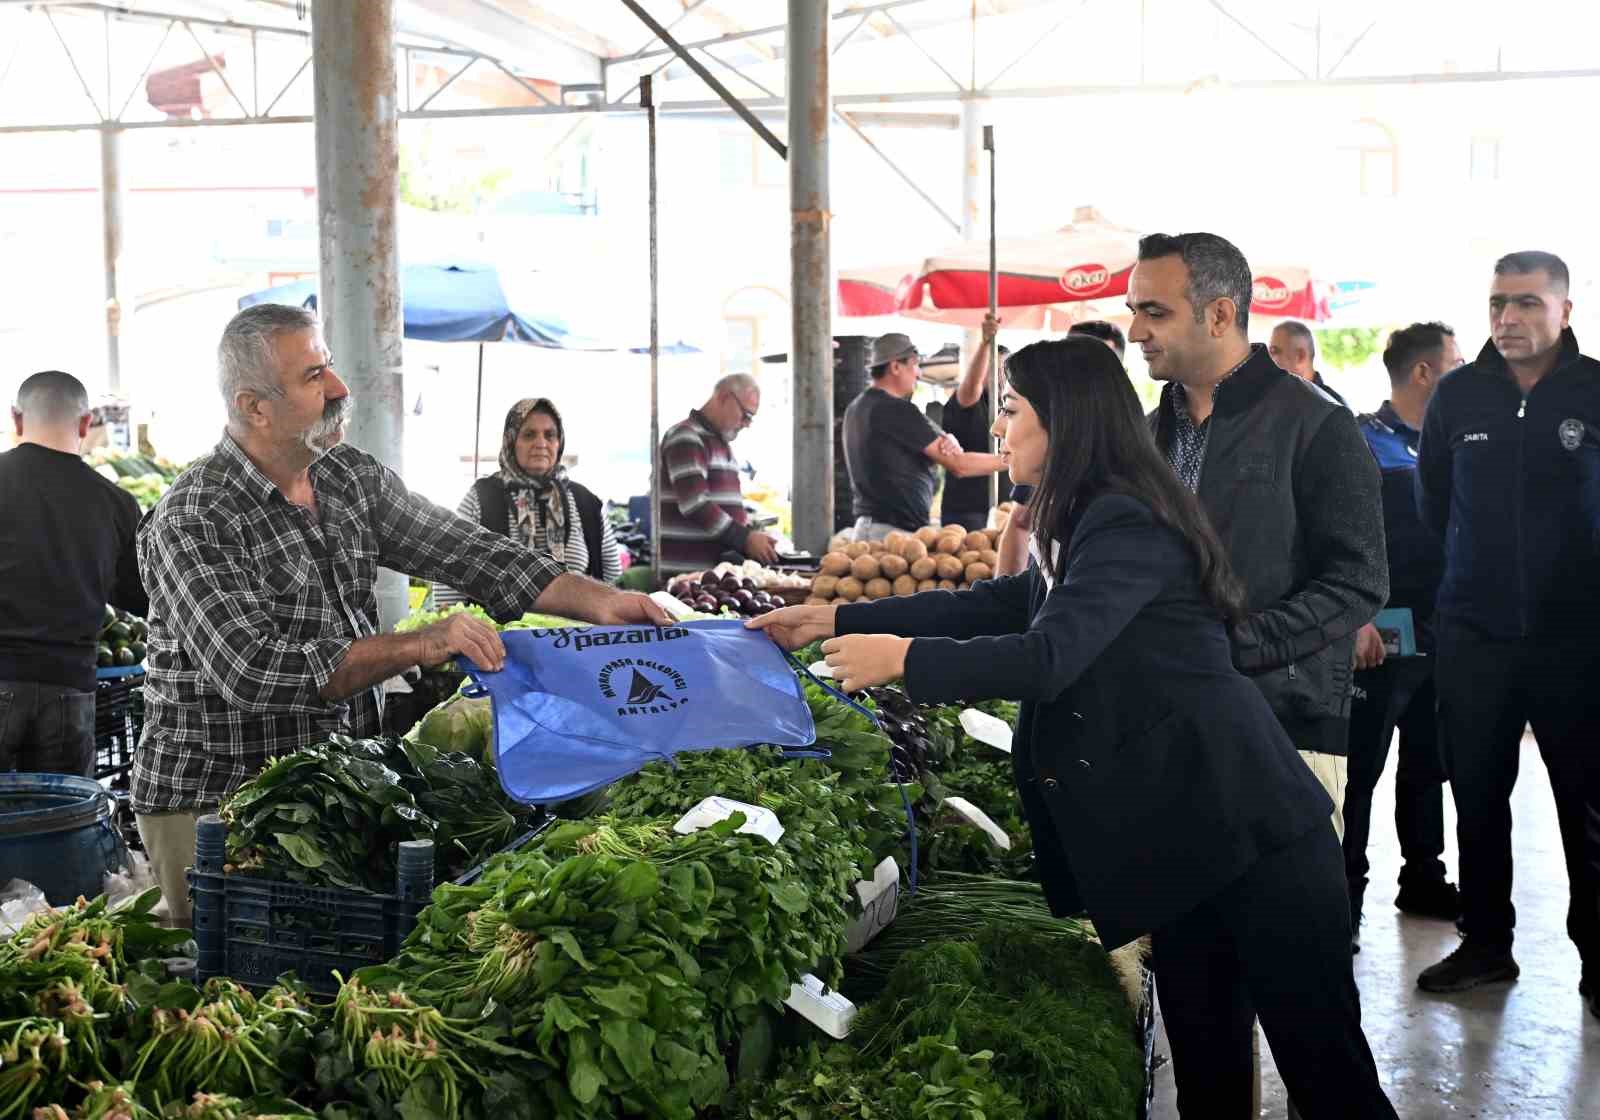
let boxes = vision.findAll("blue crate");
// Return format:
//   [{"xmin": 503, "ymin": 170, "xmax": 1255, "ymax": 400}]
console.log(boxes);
[
  {"xmin": 93, "ymin": 671, "xmax": 144, "ymax": 788},
  {"xmin": 189, "ymin": 814, "xmax": 433, "ymax": 996}
]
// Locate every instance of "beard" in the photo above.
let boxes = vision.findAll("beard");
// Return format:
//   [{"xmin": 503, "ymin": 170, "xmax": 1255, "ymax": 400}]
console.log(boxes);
[{"xmin": 301, "ymin": 396, "xmax": 353, "ymax": 457}]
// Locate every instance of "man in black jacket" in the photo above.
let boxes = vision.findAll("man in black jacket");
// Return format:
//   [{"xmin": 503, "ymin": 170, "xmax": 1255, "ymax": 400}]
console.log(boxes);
[
  {"xmin": 1133, "ymin": 233, "xmax": 1388, "ymax": 839},
  {"xmin": 1269, "ymin": 320, "xmax": 1349, "ymax": 408},
  {"xmin": 1414, "ymin": 251, "xmax": 1600, "ymax": 1016}
]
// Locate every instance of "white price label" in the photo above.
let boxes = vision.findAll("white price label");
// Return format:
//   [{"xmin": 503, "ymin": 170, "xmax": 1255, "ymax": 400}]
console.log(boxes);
[
  {"xmin": 672, "ymin": 796, "xmax": 785, "ymax": 845},
  {"xmin": 784, "ymin": 973, "xmax": 858, "ymax": 1039},
  {"xmin": 943, "ymin": 796, "xmax": 1012, "ymax": 850},
  {"xmin": 959, "ymin": 708, "xmax": 1013, "ymax": 753},
  {"xmin": 806, "ymin": 660, "xmax": 835, "ymax": 679}
]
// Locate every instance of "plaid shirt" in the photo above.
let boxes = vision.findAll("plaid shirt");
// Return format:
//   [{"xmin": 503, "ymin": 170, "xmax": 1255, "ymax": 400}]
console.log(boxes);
[{"xmin": 132, "ymin": 434, "xmax": 564, "ymax": 814}]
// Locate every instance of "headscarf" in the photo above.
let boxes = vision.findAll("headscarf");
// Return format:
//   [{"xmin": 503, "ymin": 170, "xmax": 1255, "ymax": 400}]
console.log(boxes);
[{"xmin": 497, "ymin": 397, "xmax": 572, "ymax": 564}]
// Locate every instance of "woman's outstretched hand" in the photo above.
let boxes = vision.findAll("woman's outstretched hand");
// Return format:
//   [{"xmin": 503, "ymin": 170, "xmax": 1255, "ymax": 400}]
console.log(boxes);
[
  {"xmin": 744, "ymin": 604, "xmax": 839, "ymax": 651},
  {"xmin": 819, "ymin": 634, "xmax": 911, "ymax": 692}
]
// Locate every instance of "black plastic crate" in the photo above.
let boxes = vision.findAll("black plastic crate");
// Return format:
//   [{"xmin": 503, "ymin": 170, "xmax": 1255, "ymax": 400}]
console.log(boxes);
[
  {"xmin": 189, "ymin": 814, "xmax": 434, "ymax": 996},
  {"xmin": 93, "ymin": 671, "xmax": 144, "ymax": 788}
]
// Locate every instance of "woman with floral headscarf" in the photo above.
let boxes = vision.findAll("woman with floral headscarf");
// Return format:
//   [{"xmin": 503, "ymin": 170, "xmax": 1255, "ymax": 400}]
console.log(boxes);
[{"xmin": 437, "ymin": 399, "xmax": 620, "ymax": 608}]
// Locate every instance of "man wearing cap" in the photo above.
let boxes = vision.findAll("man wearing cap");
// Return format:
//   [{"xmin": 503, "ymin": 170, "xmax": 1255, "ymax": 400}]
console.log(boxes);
[{"xmin": 843, "ymin": 333, "xmax": 1006, "ymax": 539}]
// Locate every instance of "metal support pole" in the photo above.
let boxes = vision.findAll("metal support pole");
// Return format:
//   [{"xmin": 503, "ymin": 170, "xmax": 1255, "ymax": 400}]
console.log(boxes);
[
  {"xmin": 472, "ymin": 343, "xmax": 484, "ymax": 479},
  {"xmin": 312, "ymin": 0, "xmax": 407, "ymax": 631},
  {"xmin": 644, "ymin": 75, "xmax": 661, "ymax": 587},
  {"xmin": 984, "ymin": 124, "xmax": 998, "ymax": 510},
  {"xmin": 99, "ymin": 125, "xmax": 123, "ymax": 394},
  {"xmin": 787, "ymin": 0, "xmax": 832, "ymax": 555},
  {"xmin": 958, "ymin": 97, "xmax": 986, "ymax": 498}
]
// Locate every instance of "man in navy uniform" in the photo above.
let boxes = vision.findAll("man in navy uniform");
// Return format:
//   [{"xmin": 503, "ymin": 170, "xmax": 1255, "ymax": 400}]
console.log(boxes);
[
  {"xmin": 1415, "ymin": 252, "xmax": 1600, "ymax": 1020},
  {"xmin": 1344, "ymin": 322, "xmax": 1464, "ymax": 952}
]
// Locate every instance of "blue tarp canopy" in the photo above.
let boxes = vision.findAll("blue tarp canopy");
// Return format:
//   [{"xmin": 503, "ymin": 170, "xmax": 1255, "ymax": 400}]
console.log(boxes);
[
  {"xmin": 240, "ymin": 262, "xmax": 699, "ymax": 353},
  {"xmin": 241, "ymin": 262, "xmax": 604, "ymax": 348}
]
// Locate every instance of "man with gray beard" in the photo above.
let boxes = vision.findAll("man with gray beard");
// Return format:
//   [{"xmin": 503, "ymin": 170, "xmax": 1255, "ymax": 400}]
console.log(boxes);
[{"xmin": 133, "ymin": 304, "xmax": 670, "ymax": 926}]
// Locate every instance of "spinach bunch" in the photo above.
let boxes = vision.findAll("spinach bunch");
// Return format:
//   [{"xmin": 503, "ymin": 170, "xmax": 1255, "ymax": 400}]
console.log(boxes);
[
  {"xmin": 222, "ymin": 738, "xmax": 437, "ymax": 892},
  {"xmin": 536, "ymin": 811, "xmax": 852, "ymax": 1044},
  {"xmin": 357, "ymin": 848, "xmax": 728, "ymax": 1120},
  {"xmin": 735, "ymin": 1032, "xmax": 1024, "ymax": 1120},
  {"xmin": 379, "ymin": 738, "xmax": 532, "ymax": 881}
]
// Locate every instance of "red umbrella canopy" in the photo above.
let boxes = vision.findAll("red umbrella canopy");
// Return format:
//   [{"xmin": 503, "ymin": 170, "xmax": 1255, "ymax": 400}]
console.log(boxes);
[
  {"xmin": 838, "ymin": 208, "xmax": 1142, "ymax": 328},
  {"xmin": 1250, "ymin": 266, "xmax": 1336, "ymax": 323}
]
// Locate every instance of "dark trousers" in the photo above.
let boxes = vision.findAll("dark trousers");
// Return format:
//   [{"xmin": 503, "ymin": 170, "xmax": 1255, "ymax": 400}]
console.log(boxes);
[
  {"xmin": 1435, "ymin": 621, "xmax": 1600, "ymax": 959},
  {"xmin": 1344, "ymin": 656, "xmax": 1448, "ymax": 904},
  {"xmin": 0, "ymin": 679, "xmax": 96, "ymax": 776},
  {"xmin": 1151, "ymin": 825, "xmax": 1396, "ymax": 1120}
]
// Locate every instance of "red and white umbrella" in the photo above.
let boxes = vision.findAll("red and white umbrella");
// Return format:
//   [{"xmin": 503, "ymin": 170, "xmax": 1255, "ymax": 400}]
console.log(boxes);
[
  {"xmin": 1249, "ymin": 266, "xmax": 1337, "ymax": 323},
  {"xmin": 838, "ymin": 208, "xmax": 1142, "ymax": 329}
]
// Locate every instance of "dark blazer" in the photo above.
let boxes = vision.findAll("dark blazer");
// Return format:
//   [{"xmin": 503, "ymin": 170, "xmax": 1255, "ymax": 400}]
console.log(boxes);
[
  {"xmin": 835, "ymin": 493, "xmax": 1332, "ymax": 949},
  {"xmin": 1150, "ymin": 345, "xmax": 1387, "ymax": 756}
]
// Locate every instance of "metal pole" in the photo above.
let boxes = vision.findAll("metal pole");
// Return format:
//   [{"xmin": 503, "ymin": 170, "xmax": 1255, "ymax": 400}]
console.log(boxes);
[
  {"xmin": 984, "ymin": 123, "xmax": 998, "ymax": 510},
  {"xmin": 644, "ymin": 75, "xmax": 661, "ymax": 587},
  {"xmin": 787, "ymin": 0, "xmax": 832, "ymax": 556},
  {"xmin": 99, "ymin": 125, "xmax": 124, "ymax": 394},
  {"xmin": 472, "ymin": 343, "xmax": 484, "ymax": 480},
  {"xmin": 312, "ymin": 0, "xmax": 407, "ymax": 630}
]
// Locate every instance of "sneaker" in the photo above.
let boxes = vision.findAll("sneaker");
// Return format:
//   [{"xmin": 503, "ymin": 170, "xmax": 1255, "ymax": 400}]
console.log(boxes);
[
  {"xmin": 1417, "ymin": 939, "xmax": 1519, "ymax": 993},
  {"xmin": 1395, "ymin": 879, "xmax": 1462, "ymax": 921}
]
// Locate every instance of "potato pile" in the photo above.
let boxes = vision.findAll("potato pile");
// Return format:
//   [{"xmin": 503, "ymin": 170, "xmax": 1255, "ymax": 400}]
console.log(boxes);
[{"xmin": 805, "ymin": 526, "xmax": 1002, "ymax": 605}]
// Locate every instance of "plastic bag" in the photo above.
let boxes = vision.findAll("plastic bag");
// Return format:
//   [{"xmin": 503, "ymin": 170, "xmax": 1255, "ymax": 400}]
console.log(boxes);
[
  {"xmin": 103, "ymin": 851, "xmax": 157, "ymax": 909},
  {"xmin": 0, "ymin": 878, "xmax": 50, "ymax": 935},
  {"xmin": 462, "ymin": 619, "xmax": 816, "ymax": 803}
]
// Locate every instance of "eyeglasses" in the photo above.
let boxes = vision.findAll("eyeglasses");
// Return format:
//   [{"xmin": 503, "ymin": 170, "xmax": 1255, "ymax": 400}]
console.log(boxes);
[{"xmin": 734, "ymin": 397, "xmax": 758, "ymax": 426}]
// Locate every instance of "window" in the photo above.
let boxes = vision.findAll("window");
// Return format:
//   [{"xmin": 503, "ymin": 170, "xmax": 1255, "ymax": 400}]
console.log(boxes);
[
  {"xmin": 1338, "ymin": 118, "xmax": 1399, "ymax": 198},
  {"xmin": 1470, "ymin": 136, "xmax": 1501, "ymax": 183}
]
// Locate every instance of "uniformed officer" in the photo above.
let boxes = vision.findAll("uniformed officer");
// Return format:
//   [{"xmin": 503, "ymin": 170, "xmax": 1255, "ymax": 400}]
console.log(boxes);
[
  {"xmin": 1414, "ymin": 252, "xmax": 1600, "ymax": 1021},
  {"xmin": 1345, "ymin": 322, "xmax": 1465, "ymax": 953}
]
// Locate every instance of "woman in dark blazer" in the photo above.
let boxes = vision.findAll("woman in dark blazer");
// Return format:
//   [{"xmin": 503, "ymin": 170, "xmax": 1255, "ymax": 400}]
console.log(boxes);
[{"xmin": 752, "ymin": 338, "xmax": 1396, "ymax": 1119}]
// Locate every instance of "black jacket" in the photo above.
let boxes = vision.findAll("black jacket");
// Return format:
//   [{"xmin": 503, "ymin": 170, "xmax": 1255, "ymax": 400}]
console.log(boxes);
[
  {"xmin": 1151, "ymin": 345, "xmax": 1387, "ymax": 754},
  {"xmin": 836, "ymin": 494, "xmax": 1332, "ymax": 949},
  {"xmin": 1415, "ymin": 328, "xmax": 1600, "ymax": 641}
]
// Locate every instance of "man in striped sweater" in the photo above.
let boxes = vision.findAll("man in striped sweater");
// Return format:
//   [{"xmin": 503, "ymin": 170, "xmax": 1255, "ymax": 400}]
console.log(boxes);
[{"xmin": 658, "ymin": 373, "xmax": 778, "ymax": 576}]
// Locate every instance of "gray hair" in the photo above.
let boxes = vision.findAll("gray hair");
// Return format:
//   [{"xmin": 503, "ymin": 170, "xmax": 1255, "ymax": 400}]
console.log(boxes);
[
  {"xmin": 1273, "ymin": 320, "xmax": 1316, "ymax": 359},
  {"xmin": 716, "ymin": 372, "xmax": 759, "ymax": 399},
  {"xmin": 14, "ymin": 370, "xmax": 89, "ymax": 427},
  {"xmin": 1138, "ymin": 232, "xmax": 1255, "ymax": 335},
  {"xmin": 218, "ymin": 303, "xmax": 319, "ymax": 426},
  {"xmin": 1495, "ymin": 250, "xmax": 1569, "ymax": 295}
]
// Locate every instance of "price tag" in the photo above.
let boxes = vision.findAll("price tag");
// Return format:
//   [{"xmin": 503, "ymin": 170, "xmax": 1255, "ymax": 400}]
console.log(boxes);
[
  {"xmin": 943, "ymin": 796, "xmax": 1012, "ymax": 850},
  {"xmin": 784, "ymin": 973, "xmax": 858, "ymax": 1039},
  {"xmin": 806, "ymin": 660, "xmax": 835, "ymax": 679},
  {"xmin": 672, "ymin": 796, "xmax": 785, "ymax": 845},
  {"xmin": 844, "ymin": 857, "xmax": 900, "ymax": 954},
  {"xmin": 959, "ymin": 708, "xmax": 1013, "ymax": 753}
]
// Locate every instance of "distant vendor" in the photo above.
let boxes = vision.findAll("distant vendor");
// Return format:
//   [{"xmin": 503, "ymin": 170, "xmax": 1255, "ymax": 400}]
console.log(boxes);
[
  {"xmin": 0, "ymin": 370, "xmax": 147, "ymax": 776},
  {"xmin": 843, "ymin": 332, "xmax": 1006, "ymax": 539},
  {"xmin": 133, "ymin": 304, "xmax": 670, "ymax": 928}
]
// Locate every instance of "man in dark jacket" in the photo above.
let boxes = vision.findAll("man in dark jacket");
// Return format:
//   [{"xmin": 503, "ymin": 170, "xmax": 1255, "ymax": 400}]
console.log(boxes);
[
  {"xmin": 1414, "ymin": 251, "xmax": 1600, "ymax": 1017},
  {"xmin": 1132, "ymin": 232, "xmax": 1388, "ymax": 832},
  {"xmin": 1269, "ymin": 320, "xmax": 1348, "ymax": 408},
  {"xmin": 1344, "ymin": 322, "xmax": 1465, "ymax": 951}
]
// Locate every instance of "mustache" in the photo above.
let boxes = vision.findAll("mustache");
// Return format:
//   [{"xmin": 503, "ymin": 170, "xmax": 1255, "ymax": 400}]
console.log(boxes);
[{"xmin": 311, "ymin": 396, "xmax": 352, "ymax": 432}]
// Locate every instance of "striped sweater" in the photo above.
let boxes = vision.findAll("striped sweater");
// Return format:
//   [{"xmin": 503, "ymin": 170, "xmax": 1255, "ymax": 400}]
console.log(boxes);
[{"xmin": 658, "ymin": 409, "xmax": 749, "ymax": 574}]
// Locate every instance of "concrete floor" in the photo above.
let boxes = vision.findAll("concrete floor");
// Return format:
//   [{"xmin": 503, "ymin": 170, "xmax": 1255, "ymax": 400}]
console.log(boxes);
[{"xmin": 1150, "ymin": 734, "xmax": 1600, "ymax": 1119}]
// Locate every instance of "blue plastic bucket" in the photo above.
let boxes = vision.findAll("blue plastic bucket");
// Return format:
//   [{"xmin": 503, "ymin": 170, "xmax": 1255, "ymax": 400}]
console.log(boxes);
[{"xmin": 0, "ymin": 772, "xmax": 128, "ymax": 905}]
